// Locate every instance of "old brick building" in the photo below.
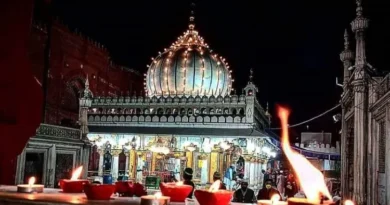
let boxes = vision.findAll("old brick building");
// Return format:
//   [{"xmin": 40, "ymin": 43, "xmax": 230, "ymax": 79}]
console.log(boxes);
[{"xmin": 30, "ymin": 20, "xmax": 141, "ymax": 127}]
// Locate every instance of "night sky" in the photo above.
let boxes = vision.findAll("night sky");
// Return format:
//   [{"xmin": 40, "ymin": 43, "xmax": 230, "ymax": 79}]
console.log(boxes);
[{"xmin": 49, "ymin": 0, "xmax": 390, "ymax": 143}]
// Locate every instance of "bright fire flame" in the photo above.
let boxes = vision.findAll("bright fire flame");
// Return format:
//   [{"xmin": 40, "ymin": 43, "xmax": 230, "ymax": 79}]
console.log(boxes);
[
  {"xmin": 176, "ymin": 181, "xmax": 184, "ymax": 186},
  {"xmin": 70, "ymin": 166, "xmax": 83, "ymax": 180},
  {"xmin": 271, "ymin": 194, "xmax": 280, "ymax": 203},
  {"xmin": 28, "ymin": 177, "xmax": 36, "ymax": 186},
  {"xmin": 278, "ymin": 107, "xmax": 332, "ymax": 203},
  {"xmin": 208, "ymin": 180, "xmax": 221, "ymax": 192},
  {"xmin": 344, "ymin": 200, "xmax": 354, "ymax": 205},
  {"xmin": 154, "ymin": 192, "xmax": 162, "ymax": 199}
]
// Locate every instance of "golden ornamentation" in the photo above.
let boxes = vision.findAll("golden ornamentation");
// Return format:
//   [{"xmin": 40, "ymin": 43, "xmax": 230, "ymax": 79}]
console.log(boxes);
[
  {"xmin": 186, "ymin": 152, "xmax": 193, "ymax": 168},
  {"xmin": 112, "ymin": 149, "xmax": 122, "ymax": 156},
  {"xmin": 209, "ymin": 152, "xmax": 218, "ymax": 183}
]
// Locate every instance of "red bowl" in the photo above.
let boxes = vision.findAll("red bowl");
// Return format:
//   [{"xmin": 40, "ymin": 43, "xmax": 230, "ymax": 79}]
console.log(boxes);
[
  {"xmin": 115, "ymin": 181, "xmax": 134, "ymax": 196},
  {"xmin": 194, "ymin": 189, "xmax": 233, "ymax": 205},
  {"xmin": 59, "ymin": 179, "xmax": 65, "ymax": 189},
  {"xmin": 62, "ymin": 180, "xmax": 89, "ymax": 193},
  {"xmin": 160, "ymin": 182, "xmax": 193, "ymax": 202},
  {"xmin": 84, "ymin": 184, "xmax": 116, "ymax": 200}
]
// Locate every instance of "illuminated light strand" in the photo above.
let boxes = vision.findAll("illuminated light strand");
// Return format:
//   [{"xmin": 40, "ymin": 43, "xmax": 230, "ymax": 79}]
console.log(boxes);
[
  {"xmin": 200, "ymin": 55, "xmax": 205, "ymax": 93},
  {"xmin": 183, "ymin": 50, "xmax": 189, "ymax": 95}
]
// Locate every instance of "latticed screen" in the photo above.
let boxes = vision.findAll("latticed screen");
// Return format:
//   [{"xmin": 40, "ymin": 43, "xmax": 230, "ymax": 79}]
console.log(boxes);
[{"xmin": 378, "ymin": 121, "xmax": 386, "ymax": 173}]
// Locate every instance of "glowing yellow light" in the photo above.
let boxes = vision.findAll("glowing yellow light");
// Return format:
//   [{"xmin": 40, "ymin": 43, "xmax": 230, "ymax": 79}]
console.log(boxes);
[
  {"xmin": 28, "ymin": 177, "xmax": 36, "ymax": 186},
  {"xmin": 71, "ymin": 166, "xmax": 83, "ymax": 180},
  {"xmin": 278, "ymin": 108, "xmax": 332, "ymax": 203}
]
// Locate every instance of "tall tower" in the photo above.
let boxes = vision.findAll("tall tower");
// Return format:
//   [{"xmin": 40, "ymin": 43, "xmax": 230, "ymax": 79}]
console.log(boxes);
[
  {"xmin": 340, "ymin": 30, "xmax": 354, "ymax": 87},
  {"xmin": 339, "ymin": 29, "xmax": 354, "ymax": 199},
  {"xmin": 350, "ymin": 0, "xmax": 369, "ymax": 204}
]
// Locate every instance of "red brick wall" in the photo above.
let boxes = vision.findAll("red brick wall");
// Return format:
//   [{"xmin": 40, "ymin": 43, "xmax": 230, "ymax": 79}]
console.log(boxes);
[{"xmin": 29, "ymin": 20, "xmax": 142, "ymax": 126}]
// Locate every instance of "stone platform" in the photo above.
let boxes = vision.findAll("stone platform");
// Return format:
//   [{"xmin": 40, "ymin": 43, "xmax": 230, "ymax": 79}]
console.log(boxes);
[
  {"xmin": 0, "ymin": 186, "xmax": 182, "ymax": 205},
  {"xmin": 0, "ymin": 186, "xmax": 251, "ymax": 205}
]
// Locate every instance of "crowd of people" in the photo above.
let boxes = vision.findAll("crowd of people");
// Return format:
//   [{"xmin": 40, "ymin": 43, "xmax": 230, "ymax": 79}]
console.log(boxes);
[
  {"xmin": 169, "ymin": 167, "xmax": 343, "ymax": 204},
  {"xmin": 231, "ymin": 168, "xmax": 298, "ymax": 203},
  {"xmin": 174, "ymin": 167, "xmax": 299, "ymax": 202}
]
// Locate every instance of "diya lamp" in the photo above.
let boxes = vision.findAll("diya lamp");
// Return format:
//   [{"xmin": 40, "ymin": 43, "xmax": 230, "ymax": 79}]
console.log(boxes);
[
  {"xmin": 115, "ymin": 181, "xmax": 134, "ymax": 196},
  {"xmin": 60, "ymin": 166, "xmax": 89, "ymax": 193},
  {"xmin": 160, "ymin": 181, "xmax": 193, "ymax": 202},
  {"xmin": 17, "ymin": 177, "xmax": 44, "ymax": 193},
  {"xmin": 194, "ymin": 180, "xmax": 233, "ymax": 205},
  {"xmin": 277, "ymin": 108, "xmax": 354, "ymax": 205},
  {"xmin": 140, "ymin": 192, "xmax": 170, "ymax": 205},
  {"xmin": 84, "ymin": 183, "xmax": 116, "ymax": 200},
  {"xmin": 258, "ymin": 195, "xmax": 287, "ymax": 205}
]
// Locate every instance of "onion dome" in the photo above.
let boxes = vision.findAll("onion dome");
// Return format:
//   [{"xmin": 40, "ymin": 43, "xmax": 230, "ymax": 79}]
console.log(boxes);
[{"xmin": 145, "ymin": 6, "xmax": 233, "ymax": 97}]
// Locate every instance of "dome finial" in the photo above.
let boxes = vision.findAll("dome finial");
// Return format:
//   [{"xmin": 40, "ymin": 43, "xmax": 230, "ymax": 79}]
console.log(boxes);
[
  {"xmin": 188, "ymin": 2, "xmax": 196, "ymax": 30},
  {"xmin": 356, "ymin": 0, "xmax": 363, "ymax": 17},
  {"xmin": 249, "ymin": 68, "xmax": 253, "ymax": 83}
]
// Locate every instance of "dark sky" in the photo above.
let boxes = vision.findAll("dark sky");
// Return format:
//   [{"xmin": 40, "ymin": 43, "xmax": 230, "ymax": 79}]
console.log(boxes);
[{"xmin": 49, "ymin": 0, "xmax": 390, "ymax": 142}]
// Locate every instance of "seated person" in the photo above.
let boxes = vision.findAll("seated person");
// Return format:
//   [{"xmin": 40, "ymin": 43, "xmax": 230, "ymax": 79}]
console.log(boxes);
[
  {"xmin": 257, "ymin": 179, "xmax": 282, "ymax": 200},
  {"xmin": 232, "ymin": 180, "xmax": 256, "ymax": 203},
  {"xmin": 213, "ymin": 172, "xmax": 226, "ymax": 190},
  {"xmin": 183, "ymin": 168, "xmax": 195, "ymax": 198}
]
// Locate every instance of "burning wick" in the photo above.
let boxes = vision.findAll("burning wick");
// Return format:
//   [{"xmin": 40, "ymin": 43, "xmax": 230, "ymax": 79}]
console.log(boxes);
[
  {"xmin": 17, "ymin": 176, "xmax": 44, "ymax": 193},
  {"xmin": 278, "ymin": 107, "xmax": 332, "ymax": 204},
  {"xmin": 28, "ymin": 177, "xmax": 36, "ymax": 187},
  {"xmin": 154, "ymin": 192, "xmax": 162, "ymax": 199},
  {"xmin": 208, "ymin": 180, "xmax": 221, "ymax": 192},
  {"xmin": 271, "ymin": 194, "xmax": 280, "ymax": 204},
  {"xmin": 176, "ymin": 181, "xmax": 184, "ymax": 186},
  {"xmin": 71, "ymin": 166, "xmax": 83, "ymax": 180},
  {"xmin": 344, "ymin": 200, "xmax": 354, "ymax": 205}
]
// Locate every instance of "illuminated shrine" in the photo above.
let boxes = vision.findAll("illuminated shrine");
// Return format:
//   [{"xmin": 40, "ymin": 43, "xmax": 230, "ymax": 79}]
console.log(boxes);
[{"xmin": 80, "ymin": 9, "xmax": 278, "ymax": 187}]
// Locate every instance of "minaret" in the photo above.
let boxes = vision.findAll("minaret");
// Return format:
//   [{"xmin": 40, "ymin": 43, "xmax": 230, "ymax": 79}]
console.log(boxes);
[
  {"xmin": 340, "ymin": 30, "xmax": 354, "ymax": 87},
  {"xmin": 339, "ymin": 30, "xmax": 354, "ymax": 200},
  {"xmin": 350, "ymin": 0, "xmax": 369, "ymax": 204}
]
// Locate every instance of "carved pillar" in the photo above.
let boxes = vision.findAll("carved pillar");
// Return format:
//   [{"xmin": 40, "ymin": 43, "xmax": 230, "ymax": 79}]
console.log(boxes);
[
  {"xmin": 209, "ymin": 152, "xmax": 218, "ymax": 183},
  {"xmin": 186, "ymin": 151, "xmax": 193, "ymax": 168},
  {"xmin": 340, "ymin": 103, "xmax": 349, "ymax": 198},
  {"xmin": 352, "ymin": 80, "xmax": 368, "ymax": 204},
  {"xmin": 385, "ymin": 106, "xmax": 390, "ymax": 205},
  {"xmin": 249, "ymin": 159, "xmax": 255, "ymax": 186},
  {"xmin": 112, "ymin": 150, "xmax": 121, "ymax": 182},
  {"xmin": 351, "ymin": 1, "xmax": 369, "ymax": 203},
  {"xmin": 82, "ymin": 143, "xmax": 91, "ymax": 179},
  {"xmin": 98, "ymin": 149, "xmax": 104, "ymax": 176},
  {"xmin": 125, "ymin": 152, "xmax": 129, "ymax": 176},
  {"xmin": 129, "ymin": 149, "xmax": 136, "ymax": 179},
  {"xmin": 174, "ymin": 158, "xmax": 181, "ymax": 181}
]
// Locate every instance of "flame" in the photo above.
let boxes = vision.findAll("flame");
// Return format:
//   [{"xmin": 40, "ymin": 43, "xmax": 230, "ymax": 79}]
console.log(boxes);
[
  {"xmin": 28, "ymin": 177, "xmax": 36, "ymax": 186},
  {"xmin": 344, "ymin": 200, "xmax": 354, "ymax": 205},
  {"xmin": 278, "ymin": 107, "xmax": 332, "ymax": 203},
  {"xmin": 154, "ymin": 192, "xmax": 162, "ymax": 199},
  {"xmin": 176, "ymin": 181, "xmax": 184, "ymax": 186},
  {"xmin": 271, "ymin": 194, "xmax": 280, "ymax": 203},
  {"xmin": 208, "ymin": 180, "xmax": 221, "ymax": 192},
  {"xmin": 70, "ymin": 166, "xmax": 83, "ymax": 180}
]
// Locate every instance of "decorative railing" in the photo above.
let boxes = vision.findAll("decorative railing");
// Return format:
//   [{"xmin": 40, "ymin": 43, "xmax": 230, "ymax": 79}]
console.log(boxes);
[
  {"xmin": 36, "ymin": 123, "xmax": 81, "ymax": 140},
  {"xmin": 376, "ymin": 74, "xmax": 390, "ymax": 99}
]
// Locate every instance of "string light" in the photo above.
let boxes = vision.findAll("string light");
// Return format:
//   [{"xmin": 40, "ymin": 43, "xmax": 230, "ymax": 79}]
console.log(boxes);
[{"xmin": 143, "ymin": 17, "xmax": 235, "ymax": 97}]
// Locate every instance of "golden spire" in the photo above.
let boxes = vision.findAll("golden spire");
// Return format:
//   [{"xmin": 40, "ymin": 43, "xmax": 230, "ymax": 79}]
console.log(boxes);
[{"xmin": 188, "ymin": 2, "xmax": 196, "ymax": 30}]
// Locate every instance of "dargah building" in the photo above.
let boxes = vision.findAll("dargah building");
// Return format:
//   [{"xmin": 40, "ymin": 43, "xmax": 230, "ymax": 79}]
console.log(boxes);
[{"xmin": 80, "ymin": 11, "xmax": 278, "ymax": 187}]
